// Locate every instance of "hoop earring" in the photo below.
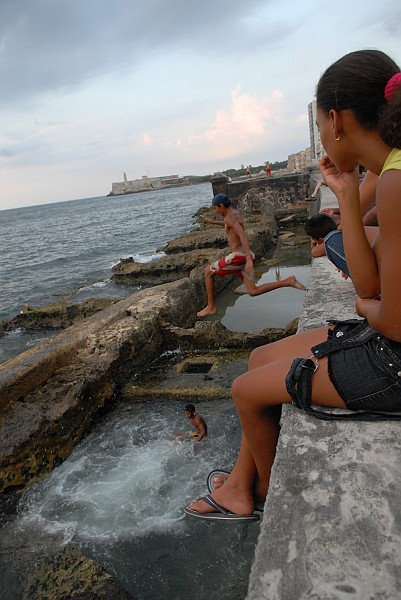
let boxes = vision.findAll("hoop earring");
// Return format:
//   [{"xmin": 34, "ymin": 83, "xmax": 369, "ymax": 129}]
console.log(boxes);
[{"xmin": 334, "ymin": 133, "xmax": 340, "ymax": 141}]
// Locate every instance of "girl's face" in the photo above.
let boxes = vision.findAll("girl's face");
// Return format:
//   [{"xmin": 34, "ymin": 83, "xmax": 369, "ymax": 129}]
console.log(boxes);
[{"xmin": 316, "ymin": 106, "xmax": 359, "ymax": 173}]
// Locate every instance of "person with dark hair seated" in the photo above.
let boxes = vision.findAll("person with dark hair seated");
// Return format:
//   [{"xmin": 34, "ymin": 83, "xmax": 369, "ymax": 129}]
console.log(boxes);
[
  {"xmin": 184, "ymin": 49, "xmax": 401, "ymax": 523},
  {"xmin": 305, "ymin": 213, "xmax": 338, "ymax": 258}
]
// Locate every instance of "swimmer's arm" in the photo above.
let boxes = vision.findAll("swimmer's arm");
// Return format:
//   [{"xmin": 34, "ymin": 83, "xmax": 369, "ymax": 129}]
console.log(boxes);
[
  {"xmin": 197, "ymin": 423, "xmax": 207, "ymax": 441},
  {"xmin": 201, "ymin": 215, "xmax": 225, "ymax": 226}
]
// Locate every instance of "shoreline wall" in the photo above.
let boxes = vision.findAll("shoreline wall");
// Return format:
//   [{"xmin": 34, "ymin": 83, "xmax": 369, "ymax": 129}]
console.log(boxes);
[
  {"xmin": 247, "ymin": 184, "xmax": 401, "ymax": 599},
  {"xmin": 212, "ymin": 172, "xmax": 311, "ymax": 215}
]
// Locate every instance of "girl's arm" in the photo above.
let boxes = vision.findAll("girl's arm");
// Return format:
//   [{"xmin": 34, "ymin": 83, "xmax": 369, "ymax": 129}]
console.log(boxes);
[
  {"xmin": 359, "ymin": 170, "xmax": 378, "ymax": 218},
  {"xmin": 356, "ymin": 170, "xmax": 401, "ymax": 341},
  {"xmin": 320, "ymin": 156, "xmax": 380, "ymax": 299}
]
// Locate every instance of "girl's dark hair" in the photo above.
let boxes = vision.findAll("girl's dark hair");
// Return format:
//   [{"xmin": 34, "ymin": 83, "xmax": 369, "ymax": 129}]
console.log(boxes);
[
  {"xmin": 305, "ymin": 214, "xmax": 337, "ymax": 239},
  {"xmin": 316, "ymin": 50, "xmax": 401, "ymax": 147}
]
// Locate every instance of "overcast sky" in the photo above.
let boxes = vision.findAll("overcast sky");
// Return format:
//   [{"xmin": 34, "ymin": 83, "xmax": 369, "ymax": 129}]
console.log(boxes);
[{"xmin": 1, "ymin": 0, "xmax": 400, "ymax": 210}]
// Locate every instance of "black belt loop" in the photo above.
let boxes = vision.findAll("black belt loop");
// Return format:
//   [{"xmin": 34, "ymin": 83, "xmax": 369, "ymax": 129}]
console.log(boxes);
[{"xmin": 311, "ymin": 319, "xmax": 378, "ymax": 360}]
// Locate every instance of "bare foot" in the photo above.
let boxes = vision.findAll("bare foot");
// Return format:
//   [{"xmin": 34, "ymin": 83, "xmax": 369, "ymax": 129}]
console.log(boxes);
[
  {"xmin": 284, "ymin": 275, "xmax": 306, "ymax": 291},
  {"xmin": 196, "ymin": 306, "xmax": 217, "ymax": 317}
]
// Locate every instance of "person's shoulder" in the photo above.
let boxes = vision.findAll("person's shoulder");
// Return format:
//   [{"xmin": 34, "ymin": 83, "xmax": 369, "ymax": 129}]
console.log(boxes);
[{"xmin": 230, "ymin": 209, "xmax": 244, "ymax": 223}]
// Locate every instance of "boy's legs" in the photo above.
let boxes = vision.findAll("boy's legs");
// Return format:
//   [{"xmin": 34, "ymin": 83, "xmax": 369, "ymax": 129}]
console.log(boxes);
[
  {"xmin": 197, "ymin": 253, "xmax": 248, "ymax": 317},
  {"xmin": 242, "ymin": 273, "xmax": 306, "ymax": 295},
  {"xmin": 196, "ymin": 265, "xmax": 217, "ymax": 317},
  {"xmin": 196, "ymin": 253, "xmax": 306, "ymax": 318}
]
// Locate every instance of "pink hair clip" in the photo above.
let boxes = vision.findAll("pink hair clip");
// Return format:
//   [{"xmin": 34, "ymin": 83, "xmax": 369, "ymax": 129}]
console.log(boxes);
[{"xmin": 384, "ymin": 72, "xmax": 401, "ymax": 101}]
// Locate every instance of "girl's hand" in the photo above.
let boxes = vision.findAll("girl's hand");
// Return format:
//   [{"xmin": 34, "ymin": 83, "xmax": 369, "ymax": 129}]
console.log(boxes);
[{"xmin": 319, "ymin": 155, "xmax": 359, "ymax": 199}]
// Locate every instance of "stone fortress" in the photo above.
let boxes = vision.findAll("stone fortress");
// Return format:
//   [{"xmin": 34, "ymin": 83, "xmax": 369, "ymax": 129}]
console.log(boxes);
[{"xmin": 109, "ymin": 172, "xmax": 187, "ymax": 196}]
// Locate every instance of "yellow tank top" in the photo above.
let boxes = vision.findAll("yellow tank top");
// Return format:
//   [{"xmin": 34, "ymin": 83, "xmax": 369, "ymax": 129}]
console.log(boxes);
[{"xmin": 381, "ymin": 148, "xmax": 401, "ymax": 175}]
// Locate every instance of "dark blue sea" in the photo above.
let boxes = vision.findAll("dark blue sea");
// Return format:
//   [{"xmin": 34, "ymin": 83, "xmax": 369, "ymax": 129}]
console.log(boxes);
[{"xmin": 0, "ymin": 183, "xmax": 212, "ymax": 364}]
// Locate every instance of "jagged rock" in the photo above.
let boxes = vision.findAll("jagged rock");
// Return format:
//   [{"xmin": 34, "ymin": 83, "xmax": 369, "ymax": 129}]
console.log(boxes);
[
  {"xmin": 161, "ymin": 318, "xmax": 297, "ymax": 351},
  {"xmin": 111, "ymin": 247, "xmax": 223, "ymax": 284},
  {"xmin": 0, "ymin": 298, "xmax": 120, "ymax": 336},
  {"xmin": 24, "ymin": 544, "xmax": 133, "ymax": 600},
  {"xmin": 111, "ymin": 216, "xmax": 276, "ymax": 285},
  {"xmin": 158, "ymin": 223, "xmax": 227, "ymax": 254}
]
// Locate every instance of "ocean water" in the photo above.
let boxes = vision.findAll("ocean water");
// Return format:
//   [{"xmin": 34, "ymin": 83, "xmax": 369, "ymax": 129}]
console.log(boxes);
[
  {"xmin": 1, "ymin": 398, "xmax": 259, "ymax": 600},
  {"xmin": 0, "ymin": 182, "xmax": 311, "ymax": 365},
  {"xmin": 0, "ymin": 183, "xmax": 212, "ymax": 363}
]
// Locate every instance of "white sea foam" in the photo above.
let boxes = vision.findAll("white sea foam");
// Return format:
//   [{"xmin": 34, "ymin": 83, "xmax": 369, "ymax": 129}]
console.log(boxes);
[
  {"xmin": 5, "ymin": 328, "xmax": 23, "ymax": 338},
  {"xmin": 17, "ymin": 399, "xmax": 241, "ymax": 542}
]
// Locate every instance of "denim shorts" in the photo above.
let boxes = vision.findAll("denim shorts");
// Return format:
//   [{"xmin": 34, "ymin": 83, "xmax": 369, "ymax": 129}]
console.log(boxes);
[
  {"xmin": 325, "ymin": 321, "xmax": 401, "ymax": 411},
  {"xmin": 324, "ymin": 230, "xmax": 350, "ymax": 278}
]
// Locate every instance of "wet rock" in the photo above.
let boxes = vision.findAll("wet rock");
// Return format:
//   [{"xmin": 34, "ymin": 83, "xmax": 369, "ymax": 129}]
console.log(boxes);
[
  {"xmin": 111, "ymin": 247, "xmax": 223, "ymax": 285},
  {"xmin": 123, "ymin": 349, "xmax": 249, "ymax": 402},
  {"xmin": 24, "ymin": 543, "xmax": 133, "ymax": 600},
  {"xmin": 122, "ymin": 315, "xmax": 298, "ymax": 404},
  {"xmin": 0, "ymin": 298, "xmax": 120, "ymax": 337},
  {"xmin": 111, "ymin": 216, "xmax": 276, "ymax": 285}
]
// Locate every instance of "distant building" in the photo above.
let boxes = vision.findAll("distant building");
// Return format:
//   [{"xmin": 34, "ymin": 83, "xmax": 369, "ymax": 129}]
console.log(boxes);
[
  {"xmin": 110, "ymin": 174, "xmax": 186, "ymax": 196},
  {"xmin": 308, "ymin": 100, "xmax": 323, "ymax": 164},
  {"xmin": 288, "ymin": 147, "xmax": 311, "ymax": 172},
  {"xmin": 286, "ymin": 100, "xmax": 324, "ymax": 173}
]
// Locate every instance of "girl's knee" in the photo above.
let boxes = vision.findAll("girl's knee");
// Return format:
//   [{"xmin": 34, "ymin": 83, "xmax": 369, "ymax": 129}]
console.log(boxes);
[
  {"xmin": 248, "ymin": 345, "xmax": 273, "ymax": 369},
  {"xmin": 231, "ymin": 374, "xmax": 247, "ymax": 409}
]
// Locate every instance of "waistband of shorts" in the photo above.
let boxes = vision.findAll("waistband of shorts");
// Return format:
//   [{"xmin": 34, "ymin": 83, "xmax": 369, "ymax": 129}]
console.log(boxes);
[{"xmin": 227, "ymin": 251, "xmax": 256, "ymax": 259}]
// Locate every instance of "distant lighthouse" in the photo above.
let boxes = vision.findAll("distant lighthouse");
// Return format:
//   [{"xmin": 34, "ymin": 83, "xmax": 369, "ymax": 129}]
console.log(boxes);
[{"xmin": 123, "ymin": 172, "xmax": 127, "ymax": 182}]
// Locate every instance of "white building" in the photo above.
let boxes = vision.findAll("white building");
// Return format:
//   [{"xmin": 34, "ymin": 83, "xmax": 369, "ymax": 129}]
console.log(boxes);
[{"xmin": 308, "ymin": 99, "xmax": 323, "ymax": 164}]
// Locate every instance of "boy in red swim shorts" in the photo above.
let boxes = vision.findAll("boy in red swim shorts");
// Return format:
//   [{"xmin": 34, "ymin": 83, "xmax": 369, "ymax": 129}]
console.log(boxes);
[{"xmin": 197, "ymin": 193, "xmax": 305, "ymax": 317}]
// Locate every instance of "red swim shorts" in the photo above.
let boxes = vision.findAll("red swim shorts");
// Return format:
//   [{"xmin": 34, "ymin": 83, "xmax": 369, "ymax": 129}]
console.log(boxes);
[{"xmin": 210, "ymin": 251, "xmax": 256, "ymax": 279}]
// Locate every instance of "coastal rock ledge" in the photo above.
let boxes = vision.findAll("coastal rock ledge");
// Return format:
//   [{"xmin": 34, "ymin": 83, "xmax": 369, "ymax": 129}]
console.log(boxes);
[{"xmin": 0, "ymin": 212, "xmax": 291, "ymax": 496}]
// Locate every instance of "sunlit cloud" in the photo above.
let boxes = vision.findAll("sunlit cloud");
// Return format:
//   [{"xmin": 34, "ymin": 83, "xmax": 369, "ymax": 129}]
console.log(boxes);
[
  {"xmin": 142, "ymin": 132, "xmax": 154, "ymax": 146},
  {"xmin": 166, "ymin": 86, "xmax": 290, "ymax": 161}
]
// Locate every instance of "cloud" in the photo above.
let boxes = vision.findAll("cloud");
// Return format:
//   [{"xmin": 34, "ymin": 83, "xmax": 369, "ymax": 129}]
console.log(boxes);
[
  {"xmin": 142, "ymin": 132, "xmax": 154, "ymax": 146},
  {"xmin": 0, "ymin": 0, "xmax": 281, "ymax": 108},
  {"xmin": 165, "ymin": 86, "xmax": 291, "ymax": 161}
]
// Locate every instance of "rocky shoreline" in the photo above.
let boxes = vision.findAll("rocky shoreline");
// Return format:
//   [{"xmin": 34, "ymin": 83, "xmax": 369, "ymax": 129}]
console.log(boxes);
[{"xmin": 0, "ymin": 201, "xmax": 310, "ymax": 493}]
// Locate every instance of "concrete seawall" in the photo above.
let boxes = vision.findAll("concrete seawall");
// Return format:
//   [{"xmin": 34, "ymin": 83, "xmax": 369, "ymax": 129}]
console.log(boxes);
[{"xmin": 247, "ymin": 187, "xmax": 401, "ymax": 599}]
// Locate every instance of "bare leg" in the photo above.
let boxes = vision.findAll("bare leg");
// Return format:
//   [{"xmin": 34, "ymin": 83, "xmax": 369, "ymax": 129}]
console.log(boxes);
[
  {"xmin": 197, "ymin": 266, "xmax": 217, "ymax": 317},
  {"xmin": 242, "ymin": 274, "xmax": 306, "ymax": 296},
  {"xmin": 189, "ymin": 326, "xmax": 347, "ymax": 515}
]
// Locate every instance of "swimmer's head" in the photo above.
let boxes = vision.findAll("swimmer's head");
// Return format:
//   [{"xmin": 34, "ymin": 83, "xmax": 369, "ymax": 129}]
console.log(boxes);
[{"xmin": 211, "ymin": 193, "xmax": 231, "ymax": 208}]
